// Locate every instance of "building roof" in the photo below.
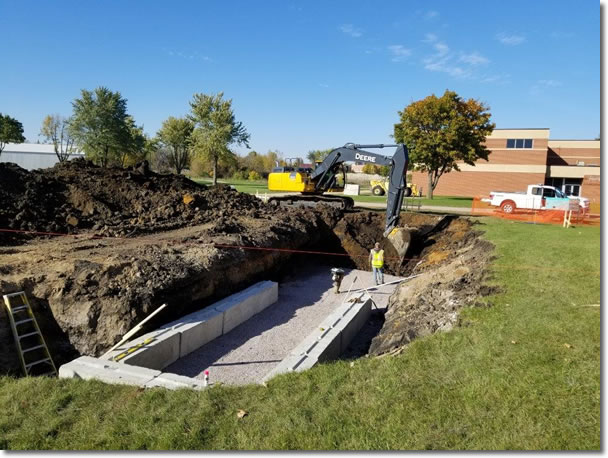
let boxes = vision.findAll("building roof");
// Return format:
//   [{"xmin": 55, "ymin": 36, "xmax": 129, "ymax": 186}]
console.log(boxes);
[{"xmin": 2, "ymin": 142, "xmax": 84, "ymax": 155}]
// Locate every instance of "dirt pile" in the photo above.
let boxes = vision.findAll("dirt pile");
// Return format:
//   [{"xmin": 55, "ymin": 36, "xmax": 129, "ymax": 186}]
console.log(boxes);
[
  {"xmin": 0, "ymin": 159, "xmax": 271, "ymax": 243},
  {"xmin": 368, "ymin": 218, "xmax": 496, "ymax": 356}
]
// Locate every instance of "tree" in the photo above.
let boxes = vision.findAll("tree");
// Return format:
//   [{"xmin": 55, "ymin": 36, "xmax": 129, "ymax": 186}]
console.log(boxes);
[
  {"xmin": 306, "ymin": 148, "xmax": 332, "ymax": 164},
  {"xmin": 189, "ymin": 92, "xmax": 250, "ymax": 185},
  {"xmin": 40, "ymin": 114, "xmax": 76, "ymax": 162},
  {"xmin": 119, "ymin": 117, "xmax": 156, "ymax": 167},
  {"xmin": 0, "ymin": 113, "xmax": 25, "ymax": 156},
  {"xmin": 68, "ymin": 87, "xmax": 131, "ymax": 167},
  {"xmin": 156, "ymin": 116, "xmax": 194, "ymax": 174},
  {"xmin": 394, "ymin": 90, "xmax": 495, "ymax": 198}
]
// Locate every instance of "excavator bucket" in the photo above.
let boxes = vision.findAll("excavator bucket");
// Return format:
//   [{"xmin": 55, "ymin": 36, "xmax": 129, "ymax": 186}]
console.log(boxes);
[{"xmin": 386, "ymin": 226, "xmax": 412, "ymax": 266}]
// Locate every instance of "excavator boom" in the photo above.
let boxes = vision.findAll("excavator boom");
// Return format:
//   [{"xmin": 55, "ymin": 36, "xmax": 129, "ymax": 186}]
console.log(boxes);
[
  {"xmin": 268, "ymin": 142, "xmax": 412, "ymax": 263},
  {"xmin": 310, "ymin": 143, "xmax": 409, "ymax": 236}
]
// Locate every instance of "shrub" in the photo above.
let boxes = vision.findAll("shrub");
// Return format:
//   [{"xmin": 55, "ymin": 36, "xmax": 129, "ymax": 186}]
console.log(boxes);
[
  {"xmin": 232, "ymin": 170, "xmax": 248, "ymax": 180},
  {"xmin": 190, "ymin": 157, "xmax": 207, "ymax": 177},
  {"xmin": 248, "ymin": 170, "xmax": 262, "ymax": 181}
]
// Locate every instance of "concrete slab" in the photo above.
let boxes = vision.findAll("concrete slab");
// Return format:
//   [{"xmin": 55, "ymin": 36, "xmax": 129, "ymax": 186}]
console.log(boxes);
[
  {"xmin": 214, "ymin": 281, "xmax": 278, "ymax": 333},
  {"xmin": 119, "ymin": 328, "xmax": 182, "ymax": 370},
  {"xmin": 163, "ymin": 308, "xmax": 224, "ymax": 358},
  {"xmin": 338, "ymin": 296, "xmax": 373, "ymax": 353},
  {"xmin": 145, "ymin": 372, "xmax": 207, "ymax": 390},
  {"xmin": 58, "ymin": 356, "xmax": 160, "ymax": 386}
]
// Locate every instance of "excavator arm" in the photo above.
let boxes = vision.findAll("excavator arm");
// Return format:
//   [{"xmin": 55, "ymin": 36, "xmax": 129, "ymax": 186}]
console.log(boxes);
[{"xmin": 310, "ymin": 143, "xmax": 410, "ymax": 236}]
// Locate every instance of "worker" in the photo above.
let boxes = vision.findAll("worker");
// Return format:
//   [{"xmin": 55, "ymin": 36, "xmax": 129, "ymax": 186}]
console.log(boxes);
[{"xmin": 369, "ymin": 242, "xmax": 384, "ymax": 286}]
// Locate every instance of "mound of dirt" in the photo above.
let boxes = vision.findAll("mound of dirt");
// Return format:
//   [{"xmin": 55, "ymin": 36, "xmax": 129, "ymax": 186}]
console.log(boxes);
[{"xmin": 0, "ymin": 159, "xmax": 271, "ymax": 243}]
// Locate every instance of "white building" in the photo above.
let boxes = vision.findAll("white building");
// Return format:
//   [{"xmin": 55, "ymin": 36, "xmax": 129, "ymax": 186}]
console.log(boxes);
[{"xmin": 0, "ymin": 143, "xmax": 84, "ymax": 170}]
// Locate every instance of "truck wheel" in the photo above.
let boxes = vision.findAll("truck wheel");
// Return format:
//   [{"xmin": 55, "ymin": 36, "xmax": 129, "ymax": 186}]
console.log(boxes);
[
  {"xmin": 500, "ymin": 200, "xmax": 516, "ymax": 214},
  {"xmin": 372, "ymin": 186, "xmax": 385, "ymax": 196},
  {"xmin": 404, "ymin": 187, "xmax": 412, "ymax": 197}
]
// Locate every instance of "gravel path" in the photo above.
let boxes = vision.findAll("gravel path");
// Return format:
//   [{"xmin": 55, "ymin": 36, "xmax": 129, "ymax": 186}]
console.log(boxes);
[{"xmin": 165, "ymin": 265, "xmax": 403, "ymax": 385}]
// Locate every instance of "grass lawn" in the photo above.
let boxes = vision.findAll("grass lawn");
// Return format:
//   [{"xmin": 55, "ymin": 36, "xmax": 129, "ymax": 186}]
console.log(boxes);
[
  {"xmin": 0, "ymin": 218, "xmax": 599, "ymax": 450},
  {"xmin": 349, "ymin": 194, "xmax": 473, "ymax": 207},
  {"xmin": 191, "ymin": 177, "xmax": 473, "ymax": 207}
]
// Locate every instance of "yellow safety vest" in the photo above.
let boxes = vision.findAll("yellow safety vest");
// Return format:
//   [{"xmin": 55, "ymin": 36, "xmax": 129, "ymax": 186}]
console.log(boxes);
[{"xmin": 372, "ymin": 249, "xmax": 384, "ymax": 268}]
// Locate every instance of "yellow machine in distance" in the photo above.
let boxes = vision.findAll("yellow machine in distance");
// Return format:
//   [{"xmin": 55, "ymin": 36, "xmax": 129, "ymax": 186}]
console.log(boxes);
[{"xmin": 370, "ymin": 179, "xmax": 418, "ymax": 197}]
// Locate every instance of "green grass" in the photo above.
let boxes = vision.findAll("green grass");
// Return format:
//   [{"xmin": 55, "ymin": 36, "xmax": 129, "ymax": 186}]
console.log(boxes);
[
  {"xmin": 350, "ymin": 194, "xmax": 473, "ymax": 207},
  {"xmin": 191, "ymin": 177, "xmax": 472, "ymax": 207},
  {"xmin": 0, "ymin": 218, "xmax": 599, "ymax": 450}
]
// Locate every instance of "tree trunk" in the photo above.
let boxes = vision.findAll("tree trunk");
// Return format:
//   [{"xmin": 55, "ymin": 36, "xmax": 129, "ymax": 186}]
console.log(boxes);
[
  {"xmin": 213, "ymin": 157, "xmax": 218, "ymax": 186},
  {"xmin": 427, "ymin": 172, "xmax": 433, "ymax": 199}
]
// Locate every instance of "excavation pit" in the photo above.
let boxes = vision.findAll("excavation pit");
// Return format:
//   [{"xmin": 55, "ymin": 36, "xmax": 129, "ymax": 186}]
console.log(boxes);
[
  {"xmin": 59, "ymin": 267, "xmax": 404, "ymax": 388},
  {"xmin": 164, "ymin": 266, "xmax": 403, "ymax": 385}
]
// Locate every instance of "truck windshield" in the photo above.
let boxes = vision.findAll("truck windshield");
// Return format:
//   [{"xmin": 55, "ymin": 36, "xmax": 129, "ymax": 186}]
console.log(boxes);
[{"xmin": 554, "ymin": 189, "xmax": 566, "ymax": 198}]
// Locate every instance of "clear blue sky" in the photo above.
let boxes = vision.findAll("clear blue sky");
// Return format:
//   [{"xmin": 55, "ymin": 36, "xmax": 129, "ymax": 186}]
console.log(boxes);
[{"xmin": 1, "ymin": 0, "xmax": 599, "ymax": 157}]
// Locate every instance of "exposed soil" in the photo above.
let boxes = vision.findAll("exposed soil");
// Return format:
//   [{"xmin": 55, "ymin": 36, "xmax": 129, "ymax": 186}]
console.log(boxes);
[
  {"xmin": 368, "ymin": 218, "xmax": 497, "ymax": 356},
  {"xmin": 0, "ymin": 159, "xmax": 274, "ymax": 243},
  {"xmin": 0, "ymin": 160, "xmax": 495, "ymax": 374}
]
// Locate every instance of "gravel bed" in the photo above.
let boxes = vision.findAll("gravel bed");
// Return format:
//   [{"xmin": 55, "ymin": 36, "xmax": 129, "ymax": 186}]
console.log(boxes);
[{"xmin": 165, "ymin": 265, "xmax": 402, "ymax": 385}]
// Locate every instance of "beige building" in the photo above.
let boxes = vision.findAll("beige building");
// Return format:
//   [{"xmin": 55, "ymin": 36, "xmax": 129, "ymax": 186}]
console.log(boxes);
[{"xmin": 409, "ymin": 128, "xmax": 600, "ymax": 209}]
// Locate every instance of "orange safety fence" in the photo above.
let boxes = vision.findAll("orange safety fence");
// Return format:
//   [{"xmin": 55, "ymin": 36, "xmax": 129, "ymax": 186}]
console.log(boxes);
[{"xmin": 471, "ymin": 196, "xmax": 600, "ymax": 226}]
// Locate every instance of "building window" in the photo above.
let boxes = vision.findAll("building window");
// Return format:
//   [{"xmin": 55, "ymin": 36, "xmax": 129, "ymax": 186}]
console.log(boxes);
[{"xmin": 506, "ymin": 139, "xmax": 533, "ymax": 149}]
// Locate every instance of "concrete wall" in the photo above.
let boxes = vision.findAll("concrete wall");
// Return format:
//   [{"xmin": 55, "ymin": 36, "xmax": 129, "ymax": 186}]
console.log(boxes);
[
  {"xmin": 59, "ymin": 356, "xmax": 208, "ymax": 390},
  {"xmin": 102, "ymin": 281, "xmax": 278, "ymax": 370},
  {"xmin": 263, "ymin": 292, "xmax": 372, "ymax": 382}
]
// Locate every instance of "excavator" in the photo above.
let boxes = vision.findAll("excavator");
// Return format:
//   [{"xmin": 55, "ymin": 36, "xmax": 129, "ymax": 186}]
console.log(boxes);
[{"xmin": 267, "ymin": 143, "xmax": 412, "ymax": 262}]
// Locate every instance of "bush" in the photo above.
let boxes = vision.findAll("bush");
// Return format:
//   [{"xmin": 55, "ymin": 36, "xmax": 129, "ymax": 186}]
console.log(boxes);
[
  {"xmin": 232, "ymin": 170, "xmax": 248, "ymax": 180},
  {"xmin": 248, "ymin": 170, "xmax": 262, "ymax": 181},
  {"xmin": 362, "ymin": 163, "xmax": 385, "ymax": 175},
  {"xmin": 190, "ymin": 157, "xmax": 207, "ymax": 177}
]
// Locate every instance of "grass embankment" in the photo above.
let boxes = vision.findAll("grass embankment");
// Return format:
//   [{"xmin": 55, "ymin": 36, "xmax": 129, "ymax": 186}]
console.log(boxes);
[
  {"xmin": 0, "ymin": 218, "xmax": 599, "ymax": 450},
  {"xmin": 191, "ymin": 177, "xmax": 472, "ymax": 208}
]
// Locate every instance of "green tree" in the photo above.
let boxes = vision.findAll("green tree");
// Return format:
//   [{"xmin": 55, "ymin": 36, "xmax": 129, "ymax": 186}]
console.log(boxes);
[
  {"xmin": 156, "ymin": 116, "xmax": 194, "ymax": 174},
  {"xmin": 119, "ymin": 117, "xmax": 155, "ymax": 167},
  {"xmin": 0, "ymin": 113, "xmax": 25, "ymax": 156},
  {"xmin": 189, "ymin": 92, "xmax": 250, "ymax": 185},
  {"xmin": 394, "ymin": 90, "xmax": 495, "ymax": 198},
  {"xmin": 263, "ymin": 150, "xmax": 282, "ymax": 171},
  {"xmin": 306, "ymin": 148, "xmax": 332, "ymax": 164},
  {"xmin": 68, "ymin": 87, "xmax": 131, "ymax": 167},
  {"xmin": 40, "ymin": 114, "xmax": 76, "ymax": 162}
]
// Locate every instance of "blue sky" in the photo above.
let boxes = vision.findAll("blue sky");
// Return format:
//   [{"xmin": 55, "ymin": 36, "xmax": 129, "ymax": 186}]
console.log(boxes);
[{"xmin": 0, "ymin": 0, "xmax": 599, "ymax": 157}]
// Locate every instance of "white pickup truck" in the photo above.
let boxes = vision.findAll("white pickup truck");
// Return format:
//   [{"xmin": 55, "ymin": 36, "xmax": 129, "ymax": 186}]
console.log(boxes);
[{"xmin": 482, "ymin": 184, "xmax": 590, "ymax": 214}]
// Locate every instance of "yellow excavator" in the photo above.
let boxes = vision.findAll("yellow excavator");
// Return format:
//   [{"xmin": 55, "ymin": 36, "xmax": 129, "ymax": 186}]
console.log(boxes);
[{"xmin": 267, "ymin": 143, "xmax": 412, "ymax": 262}]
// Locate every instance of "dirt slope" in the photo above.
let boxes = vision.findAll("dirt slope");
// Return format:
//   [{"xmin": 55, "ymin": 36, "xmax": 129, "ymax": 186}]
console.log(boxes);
[{"xmin": 369, "ymin": 218, "xmax": 496, "ymax": 356}]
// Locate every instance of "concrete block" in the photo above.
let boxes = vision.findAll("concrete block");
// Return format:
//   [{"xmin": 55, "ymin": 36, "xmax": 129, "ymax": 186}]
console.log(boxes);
[
  {"xmin": 164, "ymin": 308, "xmax": 224, "ymax": 358},
  {"xmin": 119, "ymin": 327, "xmax": 181, "ymax": 370},
  {"xmin": 343, "ymin": 184, "xmax": 360, "ymax": 196},
  {"xmin": 59, "ymin": 356, "xmax": 160, "ymax": 387},
  {"xmin": 214, "ymin": 281, "xmax": 278, "ymax": 334},
  {"xmin": 311, "ymin": 326, "xmax": 343, "ymax": 363},
  {"xmin": 338, "ymin": 296, "xmax": 373, "ymax": 353},
  {"xmin": 145, "ymin": 372, "xmax": 207, "ymax": 390}
]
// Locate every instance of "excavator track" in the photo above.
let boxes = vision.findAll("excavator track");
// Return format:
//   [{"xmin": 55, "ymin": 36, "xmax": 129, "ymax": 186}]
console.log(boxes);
[{"xmin": 268, "ymin": 194, "xmax": 354, "ymax": 211}]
